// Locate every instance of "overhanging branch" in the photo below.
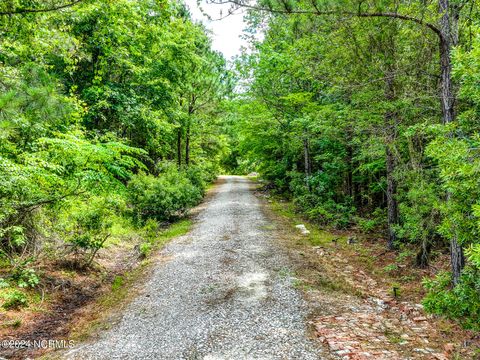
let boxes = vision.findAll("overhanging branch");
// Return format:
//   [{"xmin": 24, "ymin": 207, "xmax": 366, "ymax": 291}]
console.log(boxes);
[
  {"xmin": 208, "ymin": 0, "xmax": 442, "ymax": 38},
  {"xmin": 0, "ymin": 0, "xmax": 84, "ymax": 16}
]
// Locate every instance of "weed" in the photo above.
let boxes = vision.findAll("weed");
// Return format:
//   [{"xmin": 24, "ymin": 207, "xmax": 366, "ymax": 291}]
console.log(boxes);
[
  {"xmin": 397, "ymin": 249, "xmax": 415, "ymax": 262},
  {"xmin": 278, "ymin": 267, "xmax": 294, "ymax": 278},
  {"xmin": 0, "ymin": 278, "xmax": 9, "ymax": 289},
  {"xmin": 291, "ymin": 278, "xmax": 303, "ymax": 288},
  {"xmin": 12, "ymin": 266, "xmax": 39, "ymax": 288},
  {"xmin": 386, "ymin": 333, "xmax": 402, "ymax": 344},
  {"xmin": 391, "ymin": 283, "xmax": 401, "ymax": 298},
  {"xmin": 111, "ymin": 276, "xmax": 124, "ymax": 291},
  {"xmin": 1, "ymin": 290, "xmax": 28, "ymax": 310},
  {"xmin": 383, "ymin": 264, "xmax": 399, "ymax": 273},
  {"xmin": 2, "ymin": 318, "xmax": 21, "ymax": 328},
  {"xmin": 139, "ymin": 242, "xmax": 152, "ymax": 257}
]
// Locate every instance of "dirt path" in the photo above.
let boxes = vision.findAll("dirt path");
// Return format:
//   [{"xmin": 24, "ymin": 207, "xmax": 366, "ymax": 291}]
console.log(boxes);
[{"xmin": 64, "ymin": 176, "xmax": 328, "ymax": 359}]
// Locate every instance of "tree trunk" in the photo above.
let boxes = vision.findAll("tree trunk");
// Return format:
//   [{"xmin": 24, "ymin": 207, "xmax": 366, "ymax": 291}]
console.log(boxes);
[
  {"xmin": 177, "ymin": 128, "xmax": 182, "ymax": 167},
  {"xmin": 303, "ymin": 136, "xmax": 311, "ymax": 177},
  {"xmin": 416, "ymin": 238, "xmax": 431, "ymax": 268},
  {"xmin": 185, "ymin": 125, "xmax": 190, "ymax": 167},
  {"xmin": 303, "ymin": 136, "xmax": 312, "ymax": 191},
  {"xmin": 386, "ymin": 145, "xmax": 398, "ymax": 250},
  {"xmin": 438, "ymin": 0, "xmax": 457, "ymax": 125},
  {"xmin": 384, "ymin": 60, "xmax": 399, "ymax": 250},
  {"xmin": 450, "ymin": 236, "xmax": 465, "ymax": 284},
  {"xmin": 346, "ymin": 144, "xmax": 354, "ymax": 199},
  {"xmin": 438, "ymin": 0, "xmax": 464, "ymax": 284}
]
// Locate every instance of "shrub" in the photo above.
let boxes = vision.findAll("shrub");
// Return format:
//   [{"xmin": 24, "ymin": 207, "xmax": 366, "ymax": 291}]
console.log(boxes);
[
  {"xmin": 355, "ymin": 217, "xmax": 377, "ymax": 233},
  {"xmin": 139, "ymin": 242, "xmax": 152, "ymax": 257},
  {"xmin": 185, "ymin": 165, "xmax": 208, "ymax": 195},
  {"xmin": 1, "ymin": 290, "xmax": 28, "ymax": 310},
  {"xmin": 128, "ymin": 163, "xmax": 203, "ymax": 224},
  {"xmin": 304, "ymin": 200, "xmax": 355, "ymax": 229},
  {"xmin": 354, "ymin": 208, "xmax": 385, "ymax": 233},
  {"xmin": 423, "ymin": 267, "xmax": 480, "ymax": 331},
  {"xmin": 58, "ymin": 196, "xmax": 120, "ymax": 267},
  {"xmin": 11, "ymin": 261, "xmax": 39, "ymax": 288},
  {"xmin": 288, "ymin": 171, "xmax": 354, "ymax": 229},
  {"xmin": 0, "ymin": 278, "xmax": 9, "ymax": 288},
  {"xmin": 138, "ymin": 219, "xmax": 158, "ymax": 257}
]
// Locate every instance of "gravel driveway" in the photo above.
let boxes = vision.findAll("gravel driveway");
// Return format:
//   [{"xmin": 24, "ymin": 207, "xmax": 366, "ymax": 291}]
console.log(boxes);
[{"xmin": 65, "ymin": 176, "xmax": 326, "ymax": 360}]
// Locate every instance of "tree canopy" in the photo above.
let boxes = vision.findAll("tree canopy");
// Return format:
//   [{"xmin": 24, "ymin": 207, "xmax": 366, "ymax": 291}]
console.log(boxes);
[{"xmin": 220, "ymin": 0, "xmax": 480, "ymax": 329}]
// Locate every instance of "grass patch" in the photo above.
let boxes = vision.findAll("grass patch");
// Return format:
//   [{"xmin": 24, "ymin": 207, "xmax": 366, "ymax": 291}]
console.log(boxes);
[
  {"xmin": 2, "ymin": 318, "xmax": 22, "ymax": 329},
  {"xmin": 138, "ymin": 218, "xmax": 192, "ymax": 257},
  {"xmin": 315, "ymin": 274, "xmax": 346, "ymax": 293},
  {"xmin": 111, "ymin": 276, "xmax": 124, "ymax": 291},
  {"xmin": 269, "ymin": 197, "xmax": 346, "ymax": 247},
  {"xmin": 157, "ymin": 219, "xmax": 192, "ymax": 245},
  {"xmin": 0, "ymin": 287, "xmax": 45, "ymax": 312},
  {"xmin": 278, "ymin": 267, "xmax": 295, "ymax": 278}
]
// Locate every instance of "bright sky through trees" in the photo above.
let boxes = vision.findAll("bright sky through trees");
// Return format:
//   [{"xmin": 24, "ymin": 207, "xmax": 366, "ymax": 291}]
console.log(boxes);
[{"xmin": 184, "ymin": 0, "xmax": 247, "ymax": 59}]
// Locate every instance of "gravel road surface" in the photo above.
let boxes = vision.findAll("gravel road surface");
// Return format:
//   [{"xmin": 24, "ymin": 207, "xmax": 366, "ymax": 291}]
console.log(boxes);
[{"xmin": 65, "ymin": 176, "xmax": 325, "ymax": 360}]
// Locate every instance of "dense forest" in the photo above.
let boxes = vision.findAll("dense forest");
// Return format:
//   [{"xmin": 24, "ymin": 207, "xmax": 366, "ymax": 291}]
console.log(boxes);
[
  {"xmin": 0, "ymin": 0, "xmax": 229, "ymax": 313},
  {"xmin": 220, "ymin": 0, "xmax": 480, "ymax": 329},
  {"xmin": 0, "ymin": 0, "xmax": 479, "ymax": 339}
]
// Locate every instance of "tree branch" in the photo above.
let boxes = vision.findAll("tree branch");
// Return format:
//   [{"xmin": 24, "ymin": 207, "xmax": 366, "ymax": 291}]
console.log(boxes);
[
  {"xmin": 0, "ymin": 0, "xmax": 84, "ymax": 16},
  {"xmin": 208, "ymin": 0, "xmax": 441, "ymax": 38}
]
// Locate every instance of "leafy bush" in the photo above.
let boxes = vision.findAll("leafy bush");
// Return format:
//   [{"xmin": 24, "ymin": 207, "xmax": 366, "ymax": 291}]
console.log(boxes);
[
  {"xmin": 423, "ymin": 266, "xmax": 480, "ymax": 330},
  {"xmin": 0, "ymin": 278, "xmax": 10, "ymax": 289},
  {"xmin": 1, "ymin": 131, "xmax": 146, "ymax": 259},
  {"xmin": 128, "ymin": 163, "xmax": 203, "ymax": 224},
  {"xmin": 185, "ymin": 165, "xmax": 210, "ymax": 195},
  {"xmin": 1, "ymin": 290, "xmax": 28, "ymax": 310},
  {"xmin": 354, "ymin": 208, "xmax": 386, "ymax": 233},
  {"xmin": 11, "ymin": 261, "xmax": 39, "ymax": 288},
  {"xmin": 304, "ymin": 200, "xmax": 355, "ymax": 229},
  {"xmin": 138, "ymin": 219, "xmax": 159, "ymax": 257},
  {"xmin": 58, "ymin": 196, "xmax": 122, "ymax": 267},
  {"xmin": 356, "ymin": 217, "xmax": 377, "ymax": 233},
  {"xmin": 289, "ymin": 171, "xmax": 354, "ymax": 229}
]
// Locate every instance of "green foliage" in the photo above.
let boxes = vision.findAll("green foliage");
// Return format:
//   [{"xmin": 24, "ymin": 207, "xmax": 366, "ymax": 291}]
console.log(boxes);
[
  {"xmin": 383, "ymin": 264, "xmax": 399, "ymax": 274},
  {"xmin": 0, "ymin": 0, "xmax": 225, "ymax": 282},
  {"xmin": 137, "ymin": 219, "xmax": 159, "ymax": 257},
  {"xmin": 303, "ymin": 200, "xmax": 355, "ymax": 229},
  {"xmin": 426, "ymin": 133, "xmax": 480, "ymax": 249},
  {"xmin": 221, "ymin": 0, "xmax": 480, "ymax": 330},
  {"xmin": 128, "ymin": 164, "xmax": 204, "ymax": 224},
  {"xmin": 395, "ymin": 170, "xmax": 441, "ymax": 246},
  {"xmin": 417, "ymin": 30, "xmax": 480, "ymax": 328},
  {"xmin": 11, "ymin": 261, "xmax": 39, "ymax": 288},
  {"xmin": 57, "ymin": 196, "xmax": 121, "ymax": 266},
  {"xmin": 111, "ymin": 276, "xmax": 124, "ymax": 291},
  {"xmin": 0, "ymin": 278, "xmax": 9, "ymax": 289},
  {"xmin": 3, "ymin": 0, "xmax": 480, "ymax": 333},
  {"xmin": 423, "ymin": 267, "xmax": 480, "ymax": 330},
  {"xmin": 466, "ymin": 244, "xmax": 480, "ymax": 268},
  {"xmin": 356, "ymin": 217, "xmax": 378, "ymax": 233},
  {"xmin": 1, "ymin": 290, "xmax": 28, "ymax": 310}
]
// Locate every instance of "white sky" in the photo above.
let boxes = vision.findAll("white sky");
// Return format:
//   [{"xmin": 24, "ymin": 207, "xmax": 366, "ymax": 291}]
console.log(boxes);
[{"xmin": 184, "ymin": 0, "xmax": 249, "ymax": 59}]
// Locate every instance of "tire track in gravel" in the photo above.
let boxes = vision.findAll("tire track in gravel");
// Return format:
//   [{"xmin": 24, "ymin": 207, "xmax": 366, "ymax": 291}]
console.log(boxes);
[{"xmin": 64, "ymin": 176, "xmax": 328, "ymax": 360}]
